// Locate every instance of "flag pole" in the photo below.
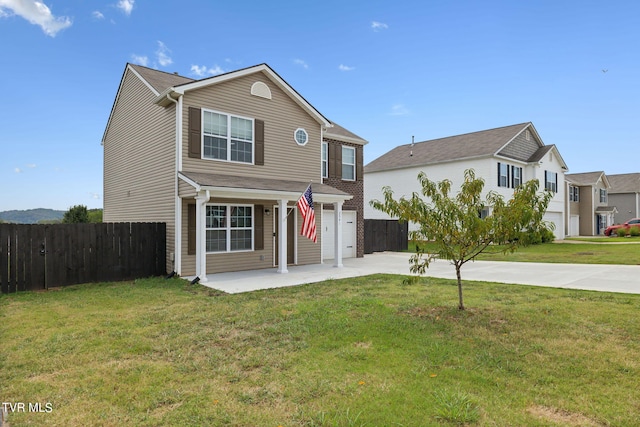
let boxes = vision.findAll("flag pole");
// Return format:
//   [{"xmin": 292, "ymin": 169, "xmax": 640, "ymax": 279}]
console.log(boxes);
[{"xmin": 285, "ymin": 181, "xmax": 313, "ymax": 218}]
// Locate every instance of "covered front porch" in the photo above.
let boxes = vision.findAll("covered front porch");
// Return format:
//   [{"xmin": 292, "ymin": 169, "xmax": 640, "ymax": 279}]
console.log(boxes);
[{"xmin": 177, "ymin": 171, "xmax": 352, "ymax": 281}]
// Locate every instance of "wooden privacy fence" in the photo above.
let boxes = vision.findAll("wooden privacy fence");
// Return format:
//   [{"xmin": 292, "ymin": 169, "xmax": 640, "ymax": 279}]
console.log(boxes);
[
  {"xmin": 0, "ymin": 223, "xmax": 166, "ymax": 293},
  {"xmin": 364, "ymin": 219, "xmax": 408, "ymax": 254}
]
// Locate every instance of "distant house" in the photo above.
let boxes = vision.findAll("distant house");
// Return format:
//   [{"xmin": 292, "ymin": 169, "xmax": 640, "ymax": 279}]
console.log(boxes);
[
  {"xmin": 565, "ymin": 172, "xmax": 616, "ymax": 236},
  {"xmin": 102, "ymin": 63, "xmax": 366, "ymax": 280},
  {"xmin": 607, "ymin": 173, "xmax": 640, "ymax": 224},
  {"xmin": 364, "ymin": 123, "xmax": 568, "ymax": 240}
]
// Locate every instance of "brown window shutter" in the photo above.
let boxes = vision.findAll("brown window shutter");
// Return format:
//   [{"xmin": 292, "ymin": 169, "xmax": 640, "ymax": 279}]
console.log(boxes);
[
  {"xmin": 187, "ymin": 203, "xmax": 196, "ymax": 255},
  {"xmin": 356, "ymin": 146, "xmax": 363, "ymax": 181},
  {"xmin": 255, "ymin": 119, "xmax": 264, "ymax": 165},
  {"xmin": 188, "ymin": 107, "xmax": 201, "ymax": 159},
  {"xmin": 254, "ymin": 204, "xmax": 264, "ymax": 250},
  {"xmin": 335, "ymin": 143, "xmax": 342, "ymax": 179},
  {"xmin": 328, "ymin": 141, "xmax": 336, "ymax": 178}
]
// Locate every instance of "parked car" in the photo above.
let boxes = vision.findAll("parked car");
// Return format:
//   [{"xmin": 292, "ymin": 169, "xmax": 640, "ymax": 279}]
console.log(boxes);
[{"xmin": 604, "ymin": 218, "xmax": 640, "ymax": 236}]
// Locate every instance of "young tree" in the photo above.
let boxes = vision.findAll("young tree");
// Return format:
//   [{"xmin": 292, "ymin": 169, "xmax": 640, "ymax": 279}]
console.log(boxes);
[
  {"xmin": 62, "ymin": 205, "xmax": 89, "ymax": 223},
  {"xmin": 371, "ymin": 169, "xmax": 553, "ymax": 310}
]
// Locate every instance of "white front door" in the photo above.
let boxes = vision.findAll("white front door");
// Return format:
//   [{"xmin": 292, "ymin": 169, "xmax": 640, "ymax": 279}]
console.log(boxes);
[{"xmin": 323, "ymin": 210, "xmax": 356, "ymax": 259}]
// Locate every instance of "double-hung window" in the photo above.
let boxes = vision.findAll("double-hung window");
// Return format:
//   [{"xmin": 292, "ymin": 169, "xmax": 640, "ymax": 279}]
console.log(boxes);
[
  {"xmin": 600, "ymin": 189, "xmax": 607, "ymax": 203},
  {"xmin": 545, "ymin": 171, "xmax": 558, "ymax": 193},
  {"xmin": 342, "ymin": 146, "xmax": 356, "ymax": 181},
  {"xmin": 512, "ymin": 166, "xmax": 522, "ymax": 188},
  {"xmin": 322, "ymin": 142, "xmax": 328, "ymax": 178},
  {"xmin": 498, "ymin": 162, "xmax": 509, "ymax": 187},
  {"xmin": 206, "ymin": 205, "xmax": 253, "ymax": 253},
  {"xmin": 569, "ymin": 185, "xmax": 580, "ymax": 202},
  {"xmin": 203, "ymin": 110, "xmax": 253, "ymax": 164}
]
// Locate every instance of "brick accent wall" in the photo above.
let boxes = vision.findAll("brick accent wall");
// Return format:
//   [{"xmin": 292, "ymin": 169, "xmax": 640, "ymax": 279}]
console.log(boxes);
[{"xmin": 323, "ymin": 138, "xmax": 365, "ymax": 258}]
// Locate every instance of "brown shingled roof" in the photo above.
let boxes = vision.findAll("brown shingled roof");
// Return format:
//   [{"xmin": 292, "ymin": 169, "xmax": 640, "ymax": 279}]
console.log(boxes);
[
  {"xmin": 129, "ymin": 63, "xmax": 194, "ymax": 94},
  {"xmin": 608, "ymin": 173, "xmax": 640, "ymax": 193},
  {"xmin": 365, "ymin": 123, "xmax": 531, "ymax": 173},
  {"xmin": 565, "ymin": 171, "xmax": 606, "ymax": 186},
  {"xmin": 325, "ymin": 122, "xmax": 368, "ymax": 145}
]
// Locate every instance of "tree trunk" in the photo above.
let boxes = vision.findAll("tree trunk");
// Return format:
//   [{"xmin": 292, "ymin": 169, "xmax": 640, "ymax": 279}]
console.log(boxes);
[{"xmin": 456, "ymin": 263, "xmax": 465, "ymax": 310}]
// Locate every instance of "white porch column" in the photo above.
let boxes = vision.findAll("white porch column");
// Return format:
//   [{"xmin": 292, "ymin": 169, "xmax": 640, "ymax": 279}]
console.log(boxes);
[
  {"xmin": 277, "ymin": 198, "xmax": 288, "ymax": 273},
  {"xmin": 195, "ymin": 190, "xmax": 210, "ymax": 282},
  {"xmin": 333, "ymin": 201, "xmax": 343, "ymax": 268}
]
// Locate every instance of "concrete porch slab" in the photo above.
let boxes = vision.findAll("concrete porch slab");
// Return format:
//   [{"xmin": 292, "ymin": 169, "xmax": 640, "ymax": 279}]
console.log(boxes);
[{"xmin": 187, "ymin": 252, "xmax": 640, "ymax": 295}]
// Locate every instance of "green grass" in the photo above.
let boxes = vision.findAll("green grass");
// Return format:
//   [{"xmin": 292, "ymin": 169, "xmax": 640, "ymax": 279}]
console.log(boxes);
[
  {"xmin": 409, "ymin": 241, "xmax": 640, "ymax": 265},
  {"xmin": 565, "ymin": 236, "xmax": 640, "ymax": 243},
  {"xmin": 2, "ymin": 276, "xmax": 639, "ymax": 426}
]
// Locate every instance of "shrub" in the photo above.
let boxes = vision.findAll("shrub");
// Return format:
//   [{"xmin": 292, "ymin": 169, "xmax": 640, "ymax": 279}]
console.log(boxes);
[
  {"xmin": 541, "ymin": 227, "xmax": 556, "ymax": 243},
  {"xmin": 629, "ymin": 226, "xmax": 640, "ymax": 237},
  {"xmin": 616, "ymin": 227, "xmax": 627, "ymax": 237}
]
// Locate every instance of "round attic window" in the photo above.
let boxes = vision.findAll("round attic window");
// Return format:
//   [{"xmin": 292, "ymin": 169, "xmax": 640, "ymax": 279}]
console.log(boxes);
[{"xmin": 294, "ymin": 128, "xmax": 308, "ymax": 146}]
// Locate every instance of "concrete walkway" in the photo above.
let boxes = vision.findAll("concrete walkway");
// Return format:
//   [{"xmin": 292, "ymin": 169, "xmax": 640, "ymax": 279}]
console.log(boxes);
[{"xmin": 195, "ymin": 252, "xmax": 640, "ymax": 295}]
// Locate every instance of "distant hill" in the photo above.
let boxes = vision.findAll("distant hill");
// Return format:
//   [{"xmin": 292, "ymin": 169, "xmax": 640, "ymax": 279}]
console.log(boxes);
[{"xmin": 0, "ymin": 209, "xmax": 66, "ymax": 224}]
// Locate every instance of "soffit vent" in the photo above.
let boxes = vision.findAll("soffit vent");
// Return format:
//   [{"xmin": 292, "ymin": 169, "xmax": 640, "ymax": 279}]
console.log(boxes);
[{"xmin": 251, "ymin": 81, "xmax": 272, "ymax": 99}]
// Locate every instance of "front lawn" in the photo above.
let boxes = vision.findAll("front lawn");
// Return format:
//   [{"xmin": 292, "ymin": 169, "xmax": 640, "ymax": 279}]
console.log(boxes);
[
  {"xmin": 409, "ymin": 241, "xmax": 640, "ymax": 265},
  {"xmin": 2, "ymin": 276, "xmax": 639, "ymax": 426}
]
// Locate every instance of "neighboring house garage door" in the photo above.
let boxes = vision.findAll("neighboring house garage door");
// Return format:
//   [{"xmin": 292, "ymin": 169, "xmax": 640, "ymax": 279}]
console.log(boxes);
[
  {"xmin": 569, "ymin": 215, "xmax": 580, "ymax": 237},
  {"xmin": 323, "ymin": 210, "xmax": 357, "ymax": 259},
  {"xmin": 543, "ymin": 211, "xmax": 563, "ymax": 240}
]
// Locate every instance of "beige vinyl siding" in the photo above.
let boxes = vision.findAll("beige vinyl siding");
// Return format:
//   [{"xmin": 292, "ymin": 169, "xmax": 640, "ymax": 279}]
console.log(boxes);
[
  {"xmin": 578, "ymin": 187, "xmax": 594, "ymax": 235},
  {"xmin": 181, "ymin": 73, "xmax": 322, "ymax": 182},
  {"xmin": 103, "ymin": 68, "xmax": 176, "ymax": 272},
  {"xmin": 178, "ymin": 179, "xmax": 197, "ymax": 198},
  {"xmin": 294, "ymin": 208, "xmax": 321, "ymax": 265},
  {"xmin": 180, "ymin": 198, "xmax": 321, "ymax": 276}
]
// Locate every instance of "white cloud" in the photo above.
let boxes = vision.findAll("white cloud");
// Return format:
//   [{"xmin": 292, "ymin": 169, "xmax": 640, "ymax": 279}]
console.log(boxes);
[
  {"xmin": 92, "ymin": 10, "xmax": 104, "ymax": 19},
  {"xmin": 0, "ymin": 0, "xmax": 72, "ymax": 37},
  {"xmin": 338, "ymin": 64, "xmax": 355, "ymax": 72},
  {"xmin": 131, "ymin": 54, "xmax": 148, "ymax": 66},
  {"xmin": 190, "ymin": 64, "xmax": 224, "ymax": 77},
  {"xmin": 156, "ymin": 41, "xmax": 172, "ymax": 67},
  {"xmin": 14, "ymin": 167, "xmax": 22, "ymax": 173},
  {"xmin": 116, "ymin": 0, "xmax": 133, "ymax": 16},
  {"xmin": 27, "ymin": 163, "xmax": 36, "ymax": 168},
  {"xmin": 89, "ymin": 192, "xmax": 101, "ymax": 200},
  {"xmin": 371, "ymin": 21, "xmax": 388, "ymax": 31},
  {"xmin": 293, "ymin": 59, "xmax": 309, "ymax": 69},
  {"xmin": 390, "ymin": 104, "xmax": 409, "ymax": 116}
]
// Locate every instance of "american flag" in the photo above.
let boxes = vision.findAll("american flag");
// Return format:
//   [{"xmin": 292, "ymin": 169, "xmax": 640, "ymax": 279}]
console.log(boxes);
[{"xmin": 297, "ymin": 184, "xmax": 317, "ymax": 243}]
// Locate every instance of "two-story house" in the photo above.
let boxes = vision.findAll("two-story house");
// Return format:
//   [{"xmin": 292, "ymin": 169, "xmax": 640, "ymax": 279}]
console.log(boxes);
[
  {"xmin": 607, "ymin": 173, "xmax": 640, "ymax": 225},
  {"xmin": 364, "ymin": 123, "xmax": 568, "ymax": 240},
  {"xmin": 565, "ymin": 171, "xmax": 616, "ymax": 236},
  {"xmin": 102, "ymin": 63, "xmax": 366, "ymax": 281}
]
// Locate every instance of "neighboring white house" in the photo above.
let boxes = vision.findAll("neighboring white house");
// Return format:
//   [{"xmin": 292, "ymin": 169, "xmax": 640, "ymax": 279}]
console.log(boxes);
[{"xmin": 364, "ymin": 122, "xmax": 569, "ymax": 240}]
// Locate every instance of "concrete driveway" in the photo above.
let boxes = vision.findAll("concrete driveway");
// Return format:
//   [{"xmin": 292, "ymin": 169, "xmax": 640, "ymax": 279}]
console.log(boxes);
[{"xmin": 196, "ymin": 252, "xmax": 639, "ymax": 295}]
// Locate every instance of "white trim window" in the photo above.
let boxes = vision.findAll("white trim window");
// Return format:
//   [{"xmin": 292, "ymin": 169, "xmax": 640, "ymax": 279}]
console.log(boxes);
[
  {"xmin": 569, "ymin": 185, "xmax": 580, "ymax": 202},
  {"xmin": 322, "ymin": 142, "xmax": 328, "ymax": 178},
  {"xmin": 600, "ymin": 188, "xmax": 607, "ymax": 203},
  {"xmin": 203, "ymin": 110, "xmax": 254, "ymax": 164},
  {"xmin": 512, "ymin": 166, "xmax": 522, "ymax": 188},
  {"xmin": 206, "ymin": 204, "xmax": 253, "ymax": 253},
  {"xmin": 295, "ymin": 128, "xmax": 308, "ymax": 146},
  {"xmin": 545, "ymin": 171, "xmax": 558, "ymax": 193},
  {"xmin": 342, "ymin": 145, "xmax": 356, "ymax": 181},
  {"xmin": 498, "ymin": 162, "xmax": 509, "ymax": 187}
]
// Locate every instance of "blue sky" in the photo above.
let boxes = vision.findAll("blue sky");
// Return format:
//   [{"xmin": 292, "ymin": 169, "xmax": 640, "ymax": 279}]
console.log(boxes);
[{"xmin": 1, "ymin": 0, "xmax": 638, "ymax": 211}]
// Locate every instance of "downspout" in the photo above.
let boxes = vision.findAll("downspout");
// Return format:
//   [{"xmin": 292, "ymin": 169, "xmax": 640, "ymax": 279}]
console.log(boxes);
[{"xmin": 165, "ymin": 93, "xmax": 183, "ymax": 276}]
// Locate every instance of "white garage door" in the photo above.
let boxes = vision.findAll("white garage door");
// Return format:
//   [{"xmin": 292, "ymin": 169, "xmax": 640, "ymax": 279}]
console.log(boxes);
[
  {"xmin": 323, "ymin": 210, "xmax": 356, "ymax": 259},
  {"xmin": 569, "ymin": 215, "xmax": 579, "ymax": 237},
  {"xmin": 543, "ymin": 211, "xmax": 563, "ymax": 240}
]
